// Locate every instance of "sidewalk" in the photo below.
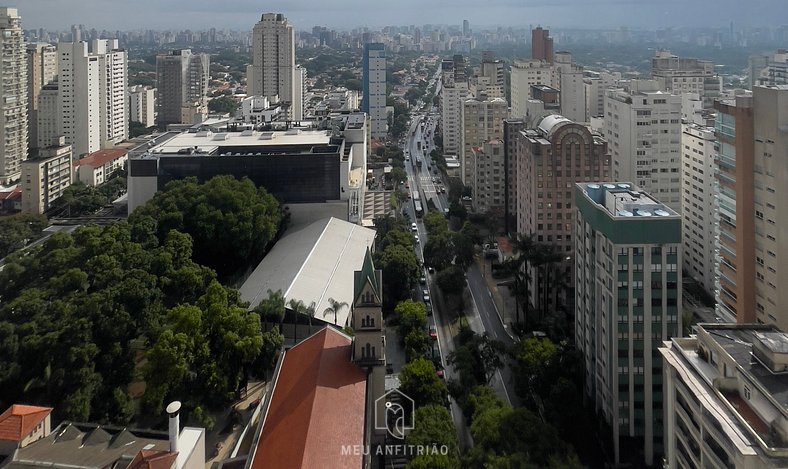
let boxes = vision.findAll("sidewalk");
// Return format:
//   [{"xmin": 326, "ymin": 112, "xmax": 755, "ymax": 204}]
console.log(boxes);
[{"xmin": 475, "ymin": 257, "xmax": 518, "ymax": 334}]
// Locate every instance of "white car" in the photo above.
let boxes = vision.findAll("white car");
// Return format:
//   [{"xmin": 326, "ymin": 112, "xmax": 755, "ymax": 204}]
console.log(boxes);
[
  {"xmin": 414, "ymin": 235, "xmax": 420, "ymax": 244},
  {"xmin": 411, "ymin": 223, "xmax": 418, "ymax": 232}
]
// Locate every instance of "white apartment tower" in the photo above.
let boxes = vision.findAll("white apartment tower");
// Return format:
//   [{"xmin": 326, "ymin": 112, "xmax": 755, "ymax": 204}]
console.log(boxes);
[
  {"xmin": 293, "ymin": 65, "xmax": 306, "ymax": 121},
  {"xmin": 128, "ymin": 85, "xmax": 156, "ymax": 128},
  {"xmin": 555, "ymin": 52, "xmax": 586, "ymax": 124},
  {"xmin": 651, "ymin": 50, "xmax": 722, "ymax": 108},
  {"xmin": 509, "ymin": 59, "xmax": 556, "ymax": 119},
  {"xmin": 248, "ymin": 13, "xmax": 297, "ymax": 119},
  {"xmin": 604, "ymin": 80, "xmax": 682, "ymax": 212},
  {"xmin": 26, "ymin": 43, "xmax": 57, "ymax": 151},
  {"xmin": 440, "ymin": 57, "xmax": 469, "ymax": 158},
  {"xmin": 0, "ymin": 8, "xmax": 28, "ymax": 184},
  {"xmin": 363, "ymin": 43, "xmax": 386, "ymax": 139},
  {"xmin": 680, "ymin": 123, "xmax": 717, "ymax": 298},
  {"xmin": 58, "ymin": 40, "xmax": 127, "ymax": 158}
]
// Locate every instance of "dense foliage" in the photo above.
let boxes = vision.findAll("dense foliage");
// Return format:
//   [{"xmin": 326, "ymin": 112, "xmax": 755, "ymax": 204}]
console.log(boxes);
[
  {"xmin": 129, "ymin": 176, "xmax": 283, "ymax": 276},
  {"xmin": 372, "ymin": 216, "xmax": 420, "ymax": 312},
  {"xmin": 0, "ymin": 223, "xmax": 222, "ymax": 422},
  {"xmin": 208, "ymin": 95, "xmax": 240, "ymax": 114},
  {"xmin": 405, "ymin": 405, "xmax": 461, "ymax": 469},
  {"xmin": 0, "ymin": 213, "xmax": 48, "ymax": 258}
]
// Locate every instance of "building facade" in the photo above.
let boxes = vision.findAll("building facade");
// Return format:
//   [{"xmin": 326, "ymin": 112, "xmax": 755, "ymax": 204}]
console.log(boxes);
[
  {"xmin": 440, "ymin": 57, "xmax": 469, "ymax": 158},
  {"xmin": 36, "ymin": 83, "xmax": 59, "ymax": 149},
  {"xmin": 26, "ymin": 43, "xmax": 57, "ymax": 151},
  {"xmin": 362, "ymin": 43, "xmax": 387, "ymax": 140},
  {"xmin": 575, "ymin": 182, "xmax": 682, "ymax": 466},
  {"xmin": 680, "ymin": 123, "xmax": 718, "ymax": 298},
  {"xmin": 469, "ymin": 139, "xmax": 504, "ymax": 213},
  {"xmin": 75, "ymin": 148, "xmax": 128, "ymax": 186},
  {"xmin": 531, "ymin": 27, "xmax": 553, "ymax": 64},
  {"xmin": 156, "ymin": 49, "xmax": 210, "ymax": 127},
  {"xmin": 509, "ymin": 59, "xmax": 556, "ymax": 119},
  {"xmin": 605, "ymin": 80, "xmax": 683, "ymax": 212},
  {"xmin": 651, "ymin": 50, "xmax": 722, "ymax": 108},
  {"xmin": 660, "ymin": 324, "xmax": 788, "ymax": 469},
  {"xmin": 503, "ymin": 119, "xmax": 525, "ymax": 232},
  {"xmin": 128, "ymin": 85, "xmax": 156, "ymax": 127},
  {"xmin": 248, "ymin": 13, "xmax": 297, "ymax": 119},
  {"xmin": 58, "ymin": 40, "xmax": 127, "ymax": 158},
  {"xmin": 21, "ymin": 137, "xmax": 73, "ymax": 214},
  {"xmin": 0, "ymin": 8, "xmax": 28, "ymax": 184},
  {"xmin": 460, "ymin": 96, "xmax": 506, "ymax": 187}
]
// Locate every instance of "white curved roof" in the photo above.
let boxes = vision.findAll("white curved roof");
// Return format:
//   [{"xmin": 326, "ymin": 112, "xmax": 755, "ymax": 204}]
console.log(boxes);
[{"xmin": 537, "ymin": 114, "xmax": 572, "ymax": 138}]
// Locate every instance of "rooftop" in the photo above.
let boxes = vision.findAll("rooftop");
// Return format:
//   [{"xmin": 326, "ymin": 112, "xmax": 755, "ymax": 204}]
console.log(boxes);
[
  {"xmin": 238, "ymin": 217, "xmax": 375, "ymax": 326},
  {"xmin": 75, "ymin": 148, "xmax": 128, "ymax": 168},
  {"xmin": 578, "ymin": 182, "xmax": 679, "ymax": 219},
  {"xmin": 146, "ymin": 129, "xmax": 334, "ymax": 156},
  {"xmin": 249, "ymin": 328, "xmax": 366, "ymax": 469},
  {"xmin": 0, "ymin": 405, "xmax": 52, "ymax": 442}
]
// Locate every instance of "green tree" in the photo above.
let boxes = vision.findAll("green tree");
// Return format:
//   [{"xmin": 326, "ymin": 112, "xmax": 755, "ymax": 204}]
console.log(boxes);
[
  {"xmin": 129, "ymin": 176, "xmax": 283, "ymax": 276},
  {"xmin": 423, "ymin": 232, "xmax": 453, "ymax": 272},
  {"xmin": 208, "ymin": 95, "xmax": 239, "ymax": 114},
  {"xmin": 404, "ymin": 329, "xmax": 430, "ymax": 361},
  {"xmin": 257, "ymin": 327, "xmax": 284, "ymax": 379},
  {"xmin": 399, "ymin": 357, "xmax": 448, "ymax": 408},
  {"xmin": 396, "ymin": 300, "xmax": 427, "ymax": 342},
  {"xmin": 376, "ymin": 244, "xmax": 420, "ymax": 311},
  {"xmin": 322, "ymin": 297, "xmax": 349, "ymax": 326},
  {"xmin": 405, "ymin": 405, "xmax": 460, "ymax": 469},
  {"xmin": 0, "ymin": 213, "xmax": 48, "ymax": 258},
  {"xmin": 423, "ymin": 210, "xmax": 448, "ymax": 235},
  {"xmin": 435, "ymin": 265, "xmax": 465, "ymax": 297},
  {"xmin": 254, "ymin": 289, "xmax": 286, "ymax": 331}
]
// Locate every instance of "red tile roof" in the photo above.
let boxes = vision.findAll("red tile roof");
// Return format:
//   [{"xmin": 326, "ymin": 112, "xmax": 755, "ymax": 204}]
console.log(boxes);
[
  {"xmin": 0, "ymin": 187, "xmax": 21, "ymax": 202},
  {"xmin": 127, "ymin": 449, "xmax": 178, "ymax": 469},
  {"xmin": 0, "ymin": 404, "xmax": 53, "ymax": 442},
  {"xmin": 75, "ymin": 149, "xmax": 128, "ymax": 168},
  {"xmin": 251, "ymin": 328, "xmax": 367, "ymax": 469}
]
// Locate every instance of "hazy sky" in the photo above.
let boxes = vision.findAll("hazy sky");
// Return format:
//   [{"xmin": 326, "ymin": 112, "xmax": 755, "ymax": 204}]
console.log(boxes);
[{"xmin": 13, "ymin": 0, "xmax": 787, "ymax": 31}]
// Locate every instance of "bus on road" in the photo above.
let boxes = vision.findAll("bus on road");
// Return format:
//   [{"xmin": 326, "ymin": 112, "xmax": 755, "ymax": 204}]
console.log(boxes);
[{"xmin": 414, "ymin": 200, "xmax": 423, "ymax": 218}]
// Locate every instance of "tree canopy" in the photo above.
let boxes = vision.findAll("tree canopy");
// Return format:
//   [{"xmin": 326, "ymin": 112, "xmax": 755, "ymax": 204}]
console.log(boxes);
[
  {"xmin": 399, "ymin": 357, "xmax": 448, "ymax": 409},
  {"xmin": 129, "ymin": 176, "xmax": 283, "ymax": 276},
  {"xmin": 208, "ymin": 95, "xmax": 239, "ymax": 114},
  {"xmin": 405, "ymin": 405, "xmax": 461, "ymax": 469},
  {"xmin": 0, "ymin": 213, "xmax": 48, "ymax": 258}
]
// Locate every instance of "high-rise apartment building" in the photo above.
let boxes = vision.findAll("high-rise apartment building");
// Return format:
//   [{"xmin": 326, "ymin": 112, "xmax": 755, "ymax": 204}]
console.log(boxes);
[
  {"xmin": 713, "ymin": 92, "xmax": 755, "ymax": 324},
  {"xmin": 128, "ymin": 85, "xmax": 156, "ymax": 128},
  {"xmin": 584, "ymin": 71, "xmax": 619, "ymax": 120},
  {"xmin": 531, "ymin": 27, "xmax": 553, "ymax": 64},
  {"xmin": 36, "ymin": 84, "xmax": 59, "ymax": 149},
  {"xmin": 575, "ymin": 182, "xmax": 682, "ymax": 466},
  {"xmin": 517, "ymin": 117, "xmax": 609, "ymax": 280},
  {"xmin": 503, "ymin": 119, "xmax": 525, "ymax": 232},
  {"xmin": 293, "ymin": 65, "xmax": 306, "ymax": 121},
  {"xmin": 26, "ymin": 43, "xmax": 57, "ymax": 151},
  {"xmin": 509, "ymin": 59, "xmax": 556, "ymax": 119},
  {"xmin": 155, "ymin": 49, "xmax": 209, "ymax": 127},
  {"xmin": 751, "ymin": 49, "xmax": 788, "ymax": 87},
  {"xmin": 721, "ymin": 86, "xmax": 788, "ymax": 329},
  {"xmin": 0, "ymin": 8, "xmax": 28, "ymax": 184},
  {"xmin": 469, "ymin": 139, "xmax": 505, "ymax": 214},
  {"xmin": 363, "ymin": 43, "xmax": 387, "ymax": 140},
  {"xmin": 58, "ymin": 40, "xmax": 127, "ymax": 158},
  {"xmin": 440, "ymin": 57, "xmax": 469, "ymax": 158},
  {"xmin": 660, "ymin": 323, "xmax": 788, "ymax": 469},
  {"xmin": 651, "ymin": 50, "xmax": 722, "ymax": 108},
  {"xmin": 248, "ymin": 13, "xmax": 297, "ymax": 119},
  {"xmin": 460, "ymin": 96, "xmax": 506, "ymax": 188},
  {"xmin": 605, "ymin": 80, "xmax": 682, "ymax": 212},
  {"xmin": 555, "ymin": 52, "xmax": 586, "ymax": 123},
  {"xmin": 680, "ymin": 123, "xmax": 717, "ymax": 298},
  {"xmin": 462, "ymin": 19, "xmax": 470, "ymax": 37},
  {"xmin": 21, "ymin": 136, "xmax": 73, "ymax": 214}
]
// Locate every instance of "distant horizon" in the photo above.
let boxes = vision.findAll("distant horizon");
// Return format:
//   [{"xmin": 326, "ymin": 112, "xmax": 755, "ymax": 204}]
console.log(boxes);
[{"xmin": 9, "ymin": 0, "xmax": 787, "ymax": 32}]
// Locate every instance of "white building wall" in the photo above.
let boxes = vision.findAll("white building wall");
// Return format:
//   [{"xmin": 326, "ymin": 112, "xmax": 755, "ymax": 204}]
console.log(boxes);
[
  {"xmin": 250, "ymin": 13, "xmax": 296, "ymax": 119},
  {"xmin": 37, "ymin": 86, "xmax": 59, "ymax": 149},
  {"xmin": 681, "ymin": 124, "xmax": 717, "ymax": 298},
  {"xmin": 605, "ymin": 82, "xmax": 683, "ymax": 211},
  {"xmin": 0, "ymin": 8, "xmax": 28, "ymax": 184},
  {"xmin": 94, "ymin": 40, "xmax": 128, "ymax": 148},
  {"xmin": 440, "ymin": 73, "xmax": 468, "ymax": 157},
  {"xmin": 58, "ymin": 41, "xmax": 101, "ymax": 158},
  {"xmin": 129, "ymin": 86, "xmax": 156, "ymax": 127},
  {"xmin": 509, "ymin": 59, "xmax": 556, "ymax": 119}
]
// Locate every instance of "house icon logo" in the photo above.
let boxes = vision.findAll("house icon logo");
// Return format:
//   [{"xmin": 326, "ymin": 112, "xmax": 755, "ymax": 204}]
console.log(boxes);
[{"xmin": 375, "ymin": 389, "xmax": 414, "ymax": 439}]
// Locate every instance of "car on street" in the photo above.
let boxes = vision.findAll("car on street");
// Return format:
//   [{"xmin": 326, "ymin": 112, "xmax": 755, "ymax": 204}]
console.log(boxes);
[
  {"xmin": 419, "ymin": 275, "xmax": 426, "ymax": 285},
  {"xmin": 414, "ymin": 235, "xmax": 420, "ymax": 244},
  {"xmin": 411, "ymin": 223, "xmax": 418, "ymax": 232},
  {"xmin": 422, "ymin": 289, "xmax": 430, "ymax": 302},
  {"xmin": 427, "ymin": 266, "xmax": 435, "ymax": 273},
  {"xmin": 429, "ymin": 325, "xmax": 437, "ymax": 340},
  {"xmin": 440, "ymin": 187, "xmax": 446, "ymax": 193}
]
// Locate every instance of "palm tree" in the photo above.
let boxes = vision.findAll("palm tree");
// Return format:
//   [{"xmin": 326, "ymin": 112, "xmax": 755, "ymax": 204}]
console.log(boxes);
[
  {"xmin": 288, "ymin": 299, "xmax": 311, "ymax": 342},
  {"xmin": 530, "ymin": 244, "xmax": 562, "ymax": 326},
  {"xmin": 323, "ymin": 297, "xmax": 349, "ymax": 326},
  {"xmin": 508, "ymin": 233, "xmax": 537, "ymax": 328},
  {"xmin": 254, "ymin": 289, "xmax": 285, "ymax": 332}
]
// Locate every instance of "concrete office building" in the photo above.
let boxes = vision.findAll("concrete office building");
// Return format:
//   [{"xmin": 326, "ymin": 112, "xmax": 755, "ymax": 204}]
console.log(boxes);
[
  {"xmin": 460, "ymin": 96, "xmax": 507, "ymax": 188},
  {"xmin": 469, "ymin": 139, "xmax": 504, "ymax": 213},
  {"xmin": 26, "ymin": 43, "xmax": 57, "ymax": 151},
  {"xmin": 20, "ymin": 137, "xmax": 73, "ymax": 214},
  {"xmin": 584, "ymin": 71, "xmax": 619, "ymax": 120},
  {"xmin": 248, "ymin": 13, "xmax": 297, "ymax": 119},
  {"xmin": 575, "ymin": 182, "xmax": 682, "ymax": 466},
  {"xmin": 363, "ymin": 43, "xmax": 387, "ymax": 139},
  {"xmin": 128, "ymin": 85, "xmax": 156, "ymax": 127},
  {"xmin": 555, "ymin": 52, "xmax": 586, "ymax": 123},
  {"xmin": 509, "ymin": 59, "xmax": 556, "ymax": 119},
  {"xmin": 128, "ymin": 113, "xmax": 369, "ymax": 224},
  {"xmin": 714, "ymin": 86, "xmax": 788, "ymax": 330},
  {"xmin": 605, "ymin": 80, "xmax": 682, "ymax": 212},
  {"xmin": 58, "ymin": 40, "xmax": 127, "ymax": 158},
  {"xmin": 516, "ymin": 116, "xmax": 609, "ymax": 314},
  {"xmin": 440, "ymin": 57, "xmax": 470, "ymax": 158},
  {"xmin": 156, "ymin": 49, "xmax": 210, "ymax": 127},
  {"xmin": 532, "ymin": 26, "xmax": 553, "ymax": 63},
  {"xmin": 660, "ymin": 324, "xmax": 788, "ymax": 469},
  {"xmin": 750, "ymin": 50, "xmax": 788, "ymax": 87},
  {"xmin": 652, "ymin": 50, "xmax": 722, "ymax": 108},
  {"xmin": 36, "ymin": 84, "xmax": 59, "ymax": 150},
  {"xmin": 293, "ymin": 65, "xmax": 306, "ymax": 121},
  {"xmin": 0, "ymin": 8, "xmax": 28, "ymax": 184},
  {"xmin": 503, "ymin": 119, "xmax": 525, "ymax": 232},
  {"xmin": 680, "ymin": 123, "xmax": 717, "ymax": 299}
]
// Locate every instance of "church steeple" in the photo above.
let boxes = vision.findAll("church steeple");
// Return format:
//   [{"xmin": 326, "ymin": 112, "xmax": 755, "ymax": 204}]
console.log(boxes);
[{"xmin": 352, "ymin": 247, "xmax": 385, "ymax": 366}]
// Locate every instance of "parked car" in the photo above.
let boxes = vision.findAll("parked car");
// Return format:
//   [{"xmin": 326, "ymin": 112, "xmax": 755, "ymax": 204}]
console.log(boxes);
[{"xmin": 411, "ymin": 223, "xmax": 418, "ymax": 232}]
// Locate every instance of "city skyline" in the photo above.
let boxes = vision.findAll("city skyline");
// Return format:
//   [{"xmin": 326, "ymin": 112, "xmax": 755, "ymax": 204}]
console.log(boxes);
[{"xmin": 12, "ymin": 0, "xmax": 788, "ymax": 31}]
